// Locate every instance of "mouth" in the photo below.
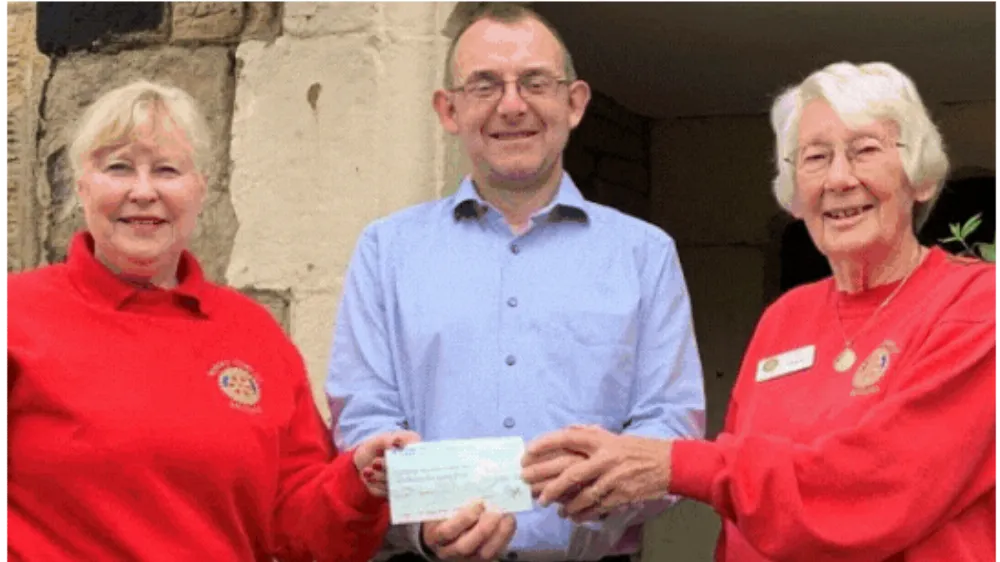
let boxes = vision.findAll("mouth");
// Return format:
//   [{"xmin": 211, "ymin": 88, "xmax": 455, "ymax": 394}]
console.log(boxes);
[
  {"xmin": 823, "ymin": 204, "xmax": 875, "ymax": 221},
  {"xmin": 118, "ymin": 217, "xmax": 168, "ymax": 226},
  {"xmin": 488, "ymin": 131, "xmax": 539, "ymax": 141}
]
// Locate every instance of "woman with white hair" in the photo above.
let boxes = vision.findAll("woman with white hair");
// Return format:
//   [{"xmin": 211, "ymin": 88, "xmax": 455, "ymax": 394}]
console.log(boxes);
[
  {"xmin": 8, "ymin": 80, "xmax": 417, "ymax": 561},
  {"xmin": 522, "ymin": 62, "xmax": 995, "ymax": 561}
]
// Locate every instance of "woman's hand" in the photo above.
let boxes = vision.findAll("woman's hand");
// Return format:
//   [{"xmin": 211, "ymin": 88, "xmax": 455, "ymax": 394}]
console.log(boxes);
[
  {"xmin": 522, "ymin": 425, "xmax": 673, "ymax": 521},
  {"xmin": 353, "ymin": 430, "xmax": 421, "ymax": 497}
]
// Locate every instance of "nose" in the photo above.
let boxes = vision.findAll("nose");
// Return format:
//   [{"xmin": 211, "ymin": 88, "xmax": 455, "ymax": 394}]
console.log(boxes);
[
  {"xmin": 823, "ymin": 149, "xmax": 859, "ymax": 193},
  {"xmin": 129, "ymin": 170, "xmax": 159, "ymax": 203},
  {"xmin": 495, "ymin": 81, "xmax": 528, "ymax": 118}
]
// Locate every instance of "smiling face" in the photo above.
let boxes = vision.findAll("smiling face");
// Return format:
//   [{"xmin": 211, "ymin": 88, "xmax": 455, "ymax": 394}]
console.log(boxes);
[
  {"xmin": 791, "ymin": 99, "xmax": 931, "ymax": 261},
  {"xmin": 76, "ymin": 105, "xmax": 206, "ymax": 284},
  {"xmin": 433, "ymin": 16, "xmax": 590, "ymax": 190}
]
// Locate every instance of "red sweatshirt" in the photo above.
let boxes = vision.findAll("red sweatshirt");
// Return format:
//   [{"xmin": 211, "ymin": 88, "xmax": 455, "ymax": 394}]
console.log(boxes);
[
  {"xmin": 8, "ymin": 232, "xmax": 389, "ymax": 562},
  {"xmin": 671, "ymin": 246, "xmax": 995, "ymax": 562}
]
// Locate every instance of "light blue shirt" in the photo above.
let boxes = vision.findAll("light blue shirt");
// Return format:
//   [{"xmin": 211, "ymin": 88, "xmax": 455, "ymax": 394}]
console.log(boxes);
[{"xmin": 327, "ymin": 173, "xmax": 705, "ymax": 561}]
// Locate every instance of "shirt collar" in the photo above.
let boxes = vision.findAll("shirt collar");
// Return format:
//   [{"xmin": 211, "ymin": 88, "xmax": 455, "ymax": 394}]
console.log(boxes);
[
  {"xmin": 66, "ymin": 231, "xmax": 214, "ymax": 316},
  {"xmin": 451, "ymin": 173, "xmax": 590, "ymax": 224}
]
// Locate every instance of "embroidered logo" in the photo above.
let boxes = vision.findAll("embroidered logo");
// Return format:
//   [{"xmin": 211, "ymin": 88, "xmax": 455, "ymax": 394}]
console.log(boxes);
[
  {"xmin": 851, "ymin": 340, "xmax": 899, "ymax": 396},
  {"xmin": 762, "ymin": 358, "xmax": 779, "ymax": 373},
  {"xmin": 209, "ymin": 360, "xmax": 262, "ymax": 413}
]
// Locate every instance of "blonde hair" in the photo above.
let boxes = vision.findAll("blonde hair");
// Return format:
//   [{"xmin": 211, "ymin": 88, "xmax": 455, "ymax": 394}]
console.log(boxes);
[
  {"xmin": 69, "ymin": 80, "xmax": 211, "ymax": 181},
  {"xmin": 770, "ymin": 62, "xmax": 949, "ymax": 229}
]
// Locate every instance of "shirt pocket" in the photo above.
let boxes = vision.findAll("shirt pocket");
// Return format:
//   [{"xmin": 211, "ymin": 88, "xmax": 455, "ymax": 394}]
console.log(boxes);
[{"xmin": 542, "ymin": 309, "xmax": 637, "ymax": 427}]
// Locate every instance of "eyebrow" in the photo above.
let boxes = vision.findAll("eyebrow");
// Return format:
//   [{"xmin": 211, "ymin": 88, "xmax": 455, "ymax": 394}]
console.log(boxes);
[
  {"xmin": 460, "ymin": 64, "xmax": 557, "ymax": 81},
  {"xmin": 800, "ymin": 133, "xmax": 886, "ymax": 148}
]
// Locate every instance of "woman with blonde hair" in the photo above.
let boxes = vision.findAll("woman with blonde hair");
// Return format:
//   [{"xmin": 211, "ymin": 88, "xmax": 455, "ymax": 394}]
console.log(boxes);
[{"xmin": 8, "ymin": 80, "xmax": 416, "ymax": 561}]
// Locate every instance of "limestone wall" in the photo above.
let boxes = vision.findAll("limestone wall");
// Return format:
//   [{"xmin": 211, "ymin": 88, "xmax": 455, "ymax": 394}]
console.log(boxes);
[{"xmin": 7, "ymin": 2, "xmax": 462, "ymax": 420}]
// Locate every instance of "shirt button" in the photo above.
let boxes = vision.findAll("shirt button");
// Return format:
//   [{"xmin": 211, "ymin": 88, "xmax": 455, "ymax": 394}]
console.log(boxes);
[
  {"xmin": 507, "ymin": 297, "xmax": 518, "ymax": 308},
  {"xmin": 505, "ymin": 354, "xmax": 516, "ymax": 366},
  {"xmin": 510, "ymin": 243, "xmax": 520, "ymax": 255},
  {"xmin": 503, "ymin": 417, "xmax": 516, "ymax": 428}
]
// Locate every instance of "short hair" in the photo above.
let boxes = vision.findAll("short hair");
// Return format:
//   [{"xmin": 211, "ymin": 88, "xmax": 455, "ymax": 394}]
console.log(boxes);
[
  {"xmin": 69, "ymin": 80, "xmax": 212, "ymax": 181},
  {"xmin": 770, "ymin": 62, "xmax": 949, "ymax": 230},
  {"xmin": 443, "ymin": 3, "xmax": 578, "ymax": 88}
]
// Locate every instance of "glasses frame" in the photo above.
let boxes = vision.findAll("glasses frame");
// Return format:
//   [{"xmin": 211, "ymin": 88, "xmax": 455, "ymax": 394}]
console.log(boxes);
[
  {"xmin": 448, "ymin": 71, "xmax": 573, "ymax": 104},
  {"xmin": 783, "ymin": 139, "xmax": 907, "ymax": 175}
]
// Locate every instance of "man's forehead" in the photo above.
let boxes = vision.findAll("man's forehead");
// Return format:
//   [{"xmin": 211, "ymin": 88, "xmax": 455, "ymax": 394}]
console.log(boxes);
[{"xmin": 453, "ymin": 17, "xmax": 564, "ymax": 75}]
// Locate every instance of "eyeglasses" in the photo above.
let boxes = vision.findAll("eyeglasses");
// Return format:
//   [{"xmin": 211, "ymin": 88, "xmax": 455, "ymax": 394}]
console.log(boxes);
[
  {"xmin": 785, "ymin": 136, "xmax": 906, "ymax": 176},
  {"xmin": 449, "ymin": 71, "xmax": 572, "ymax": 103}
]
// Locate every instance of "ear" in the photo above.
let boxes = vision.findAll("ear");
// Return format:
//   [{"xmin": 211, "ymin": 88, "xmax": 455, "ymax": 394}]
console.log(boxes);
[
  {"xmin": 566, "ymin": 80, "xmax": 592, "ymax": 130},
  {"xmin": 911, "ymin": 179, "xmax": 936, "ymax": 203},
  {"xmin": 432, "ymin": 90, "xmax": 460, "ymax": 135},
  {"xmin": 788, "ymin": 192, "xmax": 805, "ymax": 220}
]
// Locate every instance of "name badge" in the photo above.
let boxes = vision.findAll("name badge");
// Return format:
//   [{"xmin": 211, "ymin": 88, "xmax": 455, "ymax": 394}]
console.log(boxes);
[{"xmin": 756, "ymin": 345, "xmax": 815, "ymax": 382}]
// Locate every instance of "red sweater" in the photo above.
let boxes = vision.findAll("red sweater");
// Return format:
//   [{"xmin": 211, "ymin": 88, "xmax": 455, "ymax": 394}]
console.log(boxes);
[
  {"xmin": 8, "ymin": 232, "xmax": 389, "ymax": 562},
  {"xmin": 671, "ymin": 246, "xmax": 995, "ymax": 562}
]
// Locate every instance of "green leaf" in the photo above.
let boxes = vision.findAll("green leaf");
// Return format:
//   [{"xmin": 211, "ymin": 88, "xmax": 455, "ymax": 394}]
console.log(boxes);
[
  {"xmin": 939, "ymin": 236, "xmax": 960, "ymax": 243},
  {"xmin": 960, "ymin": 213, "xmax": 983, "ymax": 239},
  {"xmin": 977, "ymin": 242, "xmax": 995, "ymax": 263},
  {"xmin": 949, "ymin": 222, "xmax": 963, "ymax": 241}
]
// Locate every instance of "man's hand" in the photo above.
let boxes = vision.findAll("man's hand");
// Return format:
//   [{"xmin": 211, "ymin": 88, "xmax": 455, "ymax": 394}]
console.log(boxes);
[
  {"xmin": 421, "ymin": 501, "xmax": 517, "ymax": 561},
  {"xmin": 353, "ymin": 430, "xmax": 421, "ymax": 497}
]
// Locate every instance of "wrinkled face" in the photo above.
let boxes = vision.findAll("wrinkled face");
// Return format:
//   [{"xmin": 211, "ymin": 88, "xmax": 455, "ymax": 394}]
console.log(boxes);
[
  {"xmin": 791, "ymin": 100, "xmax": 930, "ymax": 260},
  {"xmin": 434, "ymin": 17, "xmax": 590, "ymax": 188},
  {"xmin": 76, "ymin": 110, "xmax": 205, "ymax": 279}
]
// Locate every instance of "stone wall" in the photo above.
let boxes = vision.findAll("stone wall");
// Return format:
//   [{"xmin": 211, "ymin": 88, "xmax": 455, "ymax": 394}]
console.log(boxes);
[
  {"xmin": 565, "ymin": 90, "xmax": 651, "ymax": 220},
  {"xmin": 6, "ymin": 3, "xmax": 462, "ymax": 419}
]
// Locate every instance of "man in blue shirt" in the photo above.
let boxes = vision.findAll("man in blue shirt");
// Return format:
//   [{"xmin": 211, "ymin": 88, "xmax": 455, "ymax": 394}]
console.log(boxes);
[{"xmin": 326, "ymin": 4, "xmax": 705, "ymax": 562}]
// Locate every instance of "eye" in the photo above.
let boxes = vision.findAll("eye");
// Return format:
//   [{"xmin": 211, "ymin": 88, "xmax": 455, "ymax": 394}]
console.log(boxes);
[
  {"xmin": 523, "ymin": 75, "xmax": 550, "ymax": 93},
  {"xmin": 155, "ymin": 165, "xmax": 180, "ymax": 176},
  {"xmin": 104, "ymin": 161, "xmax": 132, "ymax": 173},
  {"xmin": 468, "ymin": 80, "xmax": 498, "ymax": 97}
]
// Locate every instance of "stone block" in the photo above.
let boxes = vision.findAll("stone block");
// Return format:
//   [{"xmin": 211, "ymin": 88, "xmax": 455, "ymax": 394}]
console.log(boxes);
[
  {"xmin": 384, "ymin": 2, "xmax": 458, "ymax": 37},
  {"xmin": 242, "ymin": 2, "xmax": 282, "ymax": 41},
  {"xmin": 283, "ymin": 2, "xmax": 377, "ymax": 38},
  {"xmin": 38, "ymin": 46, "xmax": 237, "ymax": 274},
  {"xmin": 171, "ymin": 2, "xmax": 244, "ymax": 43},
  {"xmin": 239, "ymin": 287, "xmax": 292, "ymax": 333},
  {"xmin": 8, "ymin": 3, "xmax": 51, "ymax": 272},
  {"xmin": 597, "ymin": 155, "xmax": 649, "ymax": 195}
]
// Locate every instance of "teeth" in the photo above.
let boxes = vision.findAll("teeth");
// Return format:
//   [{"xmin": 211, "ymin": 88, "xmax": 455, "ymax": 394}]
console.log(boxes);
[{"xmin": 828, "ymin": 207, "xmax": 865, "ymax": 219}]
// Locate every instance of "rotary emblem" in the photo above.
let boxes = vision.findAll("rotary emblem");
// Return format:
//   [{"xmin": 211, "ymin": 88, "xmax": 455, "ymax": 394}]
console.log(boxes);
[
  {"xmin": 851, "ymin": 340, "xmax": 899, "ymax": 396},
  {"xmin": 209, "ymin": 360, "xmax": 261, "ymax": 411}
]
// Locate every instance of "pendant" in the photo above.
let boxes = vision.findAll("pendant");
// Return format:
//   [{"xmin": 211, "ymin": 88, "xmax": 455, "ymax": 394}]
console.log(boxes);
[{"xmin": 834, "ymin": 348, "xmax": 857, "ymax": 373}]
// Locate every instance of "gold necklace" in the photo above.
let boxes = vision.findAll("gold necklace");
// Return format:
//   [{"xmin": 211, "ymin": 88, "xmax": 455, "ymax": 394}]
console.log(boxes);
[{"xmin": 832, "ymin": 248, "xmax": 925, "ymax": 373}]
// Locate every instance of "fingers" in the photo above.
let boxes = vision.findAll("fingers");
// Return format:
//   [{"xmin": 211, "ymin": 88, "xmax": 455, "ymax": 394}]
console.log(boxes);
[
  {"xmin": 475, "ymin": 514, "xmax": 516, "ymax": 560},
  {"xmin": 521, "ymin": 451, "xmax": 585, "ymax": 485},
  {"xmin": 560, "ymin": 480, "xmax": 605, "ymax": 517},
  {"xmin": 424, "ymin": 501, "xmax": 485, "ymax": 550},
  {"xmin": 523, "ymin": 428, "xmax": 600, "ymax": 464},
  {"xmin": 536, "ymin": 457, "xmax": 606, "ymax": 507},
  {"xmin": 390, "ymin": 430, "xmax": 422, "ymax": 449},
  {"xmin": 355, "ymin": 429, "xmax": 423, "ymax": 469},
  {"xmin": 438, "ymin": 508, "xmax": 503, "ymax": 559}
]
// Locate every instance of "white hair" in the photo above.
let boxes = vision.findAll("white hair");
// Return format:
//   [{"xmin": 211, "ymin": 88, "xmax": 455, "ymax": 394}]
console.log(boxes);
[
  {"xmin": 68, "ymin": 80, "xmax": 211, "ymax": 181},
  {"xmin": 770, "ymin": 62, "xmax": 949, "ymax": 229}
]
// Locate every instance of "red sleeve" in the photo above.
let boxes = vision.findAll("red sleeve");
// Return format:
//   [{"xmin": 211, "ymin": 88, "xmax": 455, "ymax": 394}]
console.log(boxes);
[
  {"xmin": 670, "ymin": 287, "xmax": 995, "ymax": 561},
  {"xmin": 272, "ymin": 349, "xmax": 389, "ymax": 562}
]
